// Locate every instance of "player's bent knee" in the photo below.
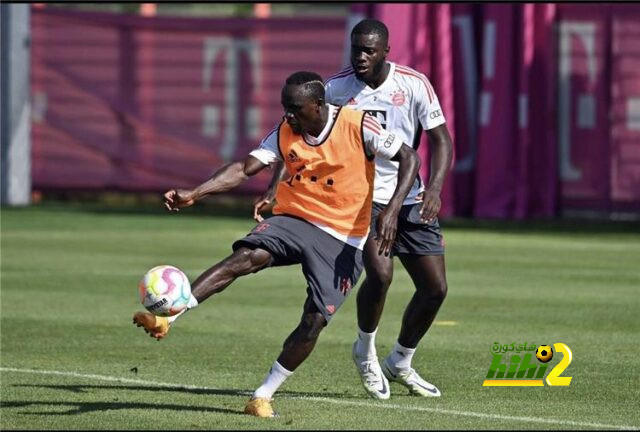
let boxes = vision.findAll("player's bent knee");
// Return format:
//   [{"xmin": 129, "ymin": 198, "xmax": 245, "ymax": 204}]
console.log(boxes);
[
  {"xmin": 363, "ymin": 248, "xmax": 393, "ymax": 288},
  {"xmin": 423, "ymin": 279, "xmax": 447, "ymax": 304},
  {"xmin": 435, "ymin": 280, "xmax": 448, "ymax": 303},
  {"xmin": 363, "ymin": 267, "xmax": 393, "ymax": 292},
  {"xmin": 413, "ymin": 278, "xmax": 447, "ymax": 306},
  {"xmin": 298, "ymin": 313, "xmax": 326, "ymax": 342}
]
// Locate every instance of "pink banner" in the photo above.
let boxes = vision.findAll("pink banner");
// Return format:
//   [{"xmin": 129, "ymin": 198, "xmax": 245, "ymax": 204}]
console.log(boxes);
[
  {"xmin": 369, "ymin": 3, "xmax": 639, "ymax": 217},
  {"xmin": 473, "ymin": 4, "xmax": 520, "ymax": 218},
  {"xmin": 31, "ymin": 5, "xmax": 640, "ymax": 216},
  {"xmin": 609, "ymin": 6, "xmax": 640, "ymax": 210},
  {"xmin": 472, "ymin": 4, "xmax": 558, "ymax": 219},
  {"xmin": 555, "ymin": 4, "xmax": 640, "ymax": 213},
  {"xmin": 556, "ymin": 5, "xmax": 611, "ymax": 211},
  {"xmin": 449, "ymin": 3, "xmax": 478, "ymax": 217},
  {"xmin": 526, "ymin": 3, "xmax": 558, "ymax": 218},
  {"xmin": 31, "ymin": 8, "xmax": 346, "ymax": 193},
  {"xmin": 370, "ymin": 3, "xmax": 558, "ymax": 219}
]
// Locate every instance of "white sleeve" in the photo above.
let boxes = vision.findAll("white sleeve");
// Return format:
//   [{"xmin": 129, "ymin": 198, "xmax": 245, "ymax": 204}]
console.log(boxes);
[
  {"xmin": 249, "ymin": 125, "xmax": 281, "ymax": 165},
  {"xmin": 415, "ymin": 76, "xmax": 446, "ymax": 130},
  {"xmin": 362, "ymin": 114, "xmax": 404, "ymax": 160},
  {"xmin": 324, "ymin": 81, "xmax": 336, "ymax": 105}
]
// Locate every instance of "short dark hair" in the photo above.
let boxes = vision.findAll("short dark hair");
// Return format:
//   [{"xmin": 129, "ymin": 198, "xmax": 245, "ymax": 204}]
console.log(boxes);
[
  {"xmin": 285, "ymin": 71, "xmax": 325, "ymax": 101},
  {"xmin": 351, "ymin": 19, "xmax": 389, "ymax": 44}
]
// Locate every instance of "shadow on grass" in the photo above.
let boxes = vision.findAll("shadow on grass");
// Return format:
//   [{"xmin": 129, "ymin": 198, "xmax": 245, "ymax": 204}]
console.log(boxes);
[
  {"xmin": 1, "ymin": 400, "xmax": 243, "ymax": 416},
  {"xmin": 13, "ymin": 383, "xmax": 350, "ymax": 399}
]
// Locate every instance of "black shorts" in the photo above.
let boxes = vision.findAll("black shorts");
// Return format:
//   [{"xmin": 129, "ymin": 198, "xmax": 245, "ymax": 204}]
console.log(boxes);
[
  {"xmin": 232, "ymin": 215, "xmax": 364, "ymax": 322},
  {"xmin": 370, "ymin": 202, "xmax": 445, "ymax": 256}
]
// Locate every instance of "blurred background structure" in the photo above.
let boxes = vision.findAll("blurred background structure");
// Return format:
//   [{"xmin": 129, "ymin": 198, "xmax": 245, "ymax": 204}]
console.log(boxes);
[{"xmin": 1, "ymin": 2, "xmax": 639, "ymax": 220}]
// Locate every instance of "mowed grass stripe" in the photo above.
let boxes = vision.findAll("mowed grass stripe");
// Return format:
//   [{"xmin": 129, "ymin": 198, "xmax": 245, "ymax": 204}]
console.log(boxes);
[
  {"xmin": 2, "ymin": 206, "xmax": 639, "ymax": 429},
  {"xmin": 2, "ymin": 367, "xmax": 637, "ymax": 430}
]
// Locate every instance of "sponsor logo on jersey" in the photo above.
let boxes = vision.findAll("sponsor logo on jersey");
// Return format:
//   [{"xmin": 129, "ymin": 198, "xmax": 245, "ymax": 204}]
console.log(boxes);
[
  {"xmin": 383, "ymin": 133, "xmax": 396, "ymax": 148},
  {"xmin": 429, "ymin": 109, "xmax": 442, "ymax": 119},
  {"xmin": 391, "ymin": 90, "xmax": 406, "ymax": 106},
  {"xmin": 363, "ymin": 109, "xmax": 387, "ymax": 129}
]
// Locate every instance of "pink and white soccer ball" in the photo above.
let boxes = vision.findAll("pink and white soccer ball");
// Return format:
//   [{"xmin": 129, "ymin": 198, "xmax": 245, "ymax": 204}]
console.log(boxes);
[{"xmin": 139, "ymin": 265, "xmax": 191, "ymax": 317}]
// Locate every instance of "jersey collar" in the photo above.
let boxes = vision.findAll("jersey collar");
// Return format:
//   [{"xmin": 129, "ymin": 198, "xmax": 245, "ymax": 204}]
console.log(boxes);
[
  {"xmin": 303, "ymin": 104, "xmax": 337, "ymax": 146},
  {"xmin": 359, "ymin": 62, "xmax": 396, "ymax": 94}
]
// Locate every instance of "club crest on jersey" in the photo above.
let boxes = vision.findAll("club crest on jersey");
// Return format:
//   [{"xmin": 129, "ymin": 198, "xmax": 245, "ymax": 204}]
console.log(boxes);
[
  {"xmin": 391, "ymin": 90, "xmax": 406, "ymax": 106},
  {"xmin": 253, "ymin": 223, "xmax": 270, "ymax": 233},
  {"xmin": 287, "ymin": 150, "xmax": 300, "ymax": 163}
]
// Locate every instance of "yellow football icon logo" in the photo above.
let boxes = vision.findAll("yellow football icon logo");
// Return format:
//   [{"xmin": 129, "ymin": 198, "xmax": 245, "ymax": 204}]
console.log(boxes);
[{"xmin": 536, "ymin": 345, "xmax": 554, "ymax": 363}]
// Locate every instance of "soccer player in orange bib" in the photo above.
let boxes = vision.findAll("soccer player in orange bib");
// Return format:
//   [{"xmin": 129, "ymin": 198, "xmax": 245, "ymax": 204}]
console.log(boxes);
[
  {"xmin": 255, "ymin": 20, "xmax": 454, "ymax": 399},
  {"xmin": 132, "ymin": 71, "xmax": 420, "ymax": 417}
]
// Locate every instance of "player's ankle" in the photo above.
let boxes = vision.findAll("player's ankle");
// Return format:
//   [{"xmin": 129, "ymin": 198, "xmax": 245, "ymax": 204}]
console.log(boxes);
[
  {"xmin": 386, "ymin": 341, "xmax": 416, "ymax": 372},
  {"xmin": 355, "ymin": 327, "xmax": 378, "ymax": 358},
  {"xmin": 167, "ymin": 294, "xmax": 199, "ymax": 325}
]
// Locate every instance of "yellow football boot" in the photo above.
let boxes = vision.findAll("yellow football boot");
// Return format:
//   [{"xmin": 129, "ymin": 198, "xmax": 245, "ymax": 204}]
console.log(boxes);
[
  {"xmin": 244, "ymin": 397, "xmax": 276, "ymax": 418},
  {"xmin": 132, "ymin": 311, "xmax": 170, "ymax": 340}
]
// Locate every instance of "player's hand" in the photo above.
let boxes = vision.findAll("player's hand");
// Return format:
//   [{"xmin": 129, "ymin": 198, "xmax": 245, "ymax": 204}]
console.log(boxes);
[
  {"xmin": 253, "ymin": 192, "xmax": 276, "ymax": 223},
  {"xmin": 163, "ymin": 189, "xmax": 196, "ymax": 212},
  {"xmin": 375, "ymin": 207, "xmax": 399, "ymax": 256},
  {"xmin": 417, "ymin": 189, "xmax": 441, "ymax": 223}
]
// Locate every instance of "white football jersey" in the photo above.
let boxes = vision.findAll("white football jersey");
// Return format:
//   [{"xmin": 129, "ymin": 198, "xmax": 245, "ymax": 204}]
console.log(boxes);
[{"xmin": 324, "ymin": 62, "xmax": 446, "ymax": 205}]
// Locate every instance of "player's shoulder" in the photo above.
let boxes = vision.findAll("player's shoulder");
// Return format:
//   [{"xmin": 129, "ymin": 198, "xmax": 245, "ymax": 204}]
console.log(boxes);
[
  {"xmin": 392, "ymin": 63, "xmax": 432, "ymax": 89},
  {"xmin": 261, "ymin": 119, "xmax": 285, "ymax": 143},
  {"xmin": 324, "ymin": 66, "xmax": 356, "ymax": 89},
  {"xmin": 392, "ymin": 63, "xmax": 437, "ymax": 103}
]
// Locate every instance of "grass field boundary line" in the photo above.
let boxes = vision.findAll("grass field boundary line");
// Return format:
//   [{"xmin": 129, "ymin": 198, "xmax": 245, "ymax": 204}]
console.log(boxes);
[
  {"xmin": 0, "ymin": 367, "xmax": 249, "ymax": 394},
  {"xmin": 297, "ymin": 396, "xmax": 637, "ymax": 430},
  {"xmin": 1, "ymin": 367, "xmax": 636, "ymax": 430}
]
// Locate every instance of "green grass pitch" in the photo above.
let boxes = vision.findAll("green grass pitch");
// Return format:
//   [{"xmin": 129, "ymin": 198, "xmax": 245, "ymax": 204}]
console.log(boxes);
[{"xmin": 1, "ymin": 204, "xmax": 639, "ymax": 430}]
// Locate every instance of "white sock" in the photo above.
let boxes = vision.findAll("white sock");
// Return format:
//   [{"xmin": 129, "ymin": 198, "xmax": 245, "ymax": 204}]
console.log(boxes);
[
  {"xmin": 355, "ymin": 327, "xmax": 378, "ymax": 359},
  {"xmin": 252, "ymin": 361, "xmax": 293, "ymax": 400},
  {"xmin": 167, "ymin": 294, "xmax": 199, "ymax": 324},
  {"xmin": 387, "ymin": 341, "xmax": 416, "ymax": 372}
]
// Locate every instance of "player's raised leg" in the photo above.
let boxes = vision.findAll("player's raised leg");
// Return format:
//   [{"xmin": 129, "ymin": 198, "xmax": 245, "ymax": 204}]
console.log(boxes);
[
  {"xmin": 381, "ymin": 254, "xmax": 447, "ymax": 397},
  {"xmin": 133, "ymin": 247, "xmax": 272, "ymax": 339}
]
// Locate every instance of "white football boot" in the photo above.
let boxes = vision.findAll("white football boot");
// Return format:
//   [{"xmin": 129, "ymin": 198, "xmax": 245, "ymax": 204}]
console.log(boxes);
[
  {"xmin": 351, "ymin": 342, "xmax": 390, "ymax": 400},
  {"xmin": 381, "ymin": 358, "xmax": 441, "ymax": 397}
]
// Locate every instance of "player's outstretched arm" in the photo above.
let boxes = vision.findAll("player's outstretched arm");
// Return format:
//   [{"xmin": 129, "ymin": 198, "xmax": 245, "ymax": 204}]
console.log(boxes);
[
  {"xmin": 419, "ymin": 124, "xmax": 453, "ymax": 222},
  {"xmin": 164, "ymin": 156, "xmax": 268, "ymax": 212},
  {"xmin": 253, "ymin": 160, "xmax": 288, "ymax": 223},
  {"xmin": 376, "ymin": 145, "xmax": 421, "ymax": 255}
]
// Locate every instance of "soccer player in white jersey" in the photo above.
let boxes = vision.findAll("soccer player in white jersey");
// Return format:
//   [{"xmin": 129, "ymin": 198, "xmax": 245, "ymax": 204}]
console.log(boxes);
[{"xmin": 254, "ymin": 19, "xmax": 454, "ymax": 399}]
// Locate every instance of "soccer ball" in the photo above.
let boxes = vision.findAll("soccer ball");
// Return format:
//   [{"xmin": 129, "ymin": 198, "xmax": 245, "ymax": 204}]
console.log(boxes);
[
  {"xmin": 536, "ymin": 345, "xmax": 554, "ymax": 363},
  {"xmin": 139, "ymin": 265, "xmax": 191, "ymax": 317}
]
